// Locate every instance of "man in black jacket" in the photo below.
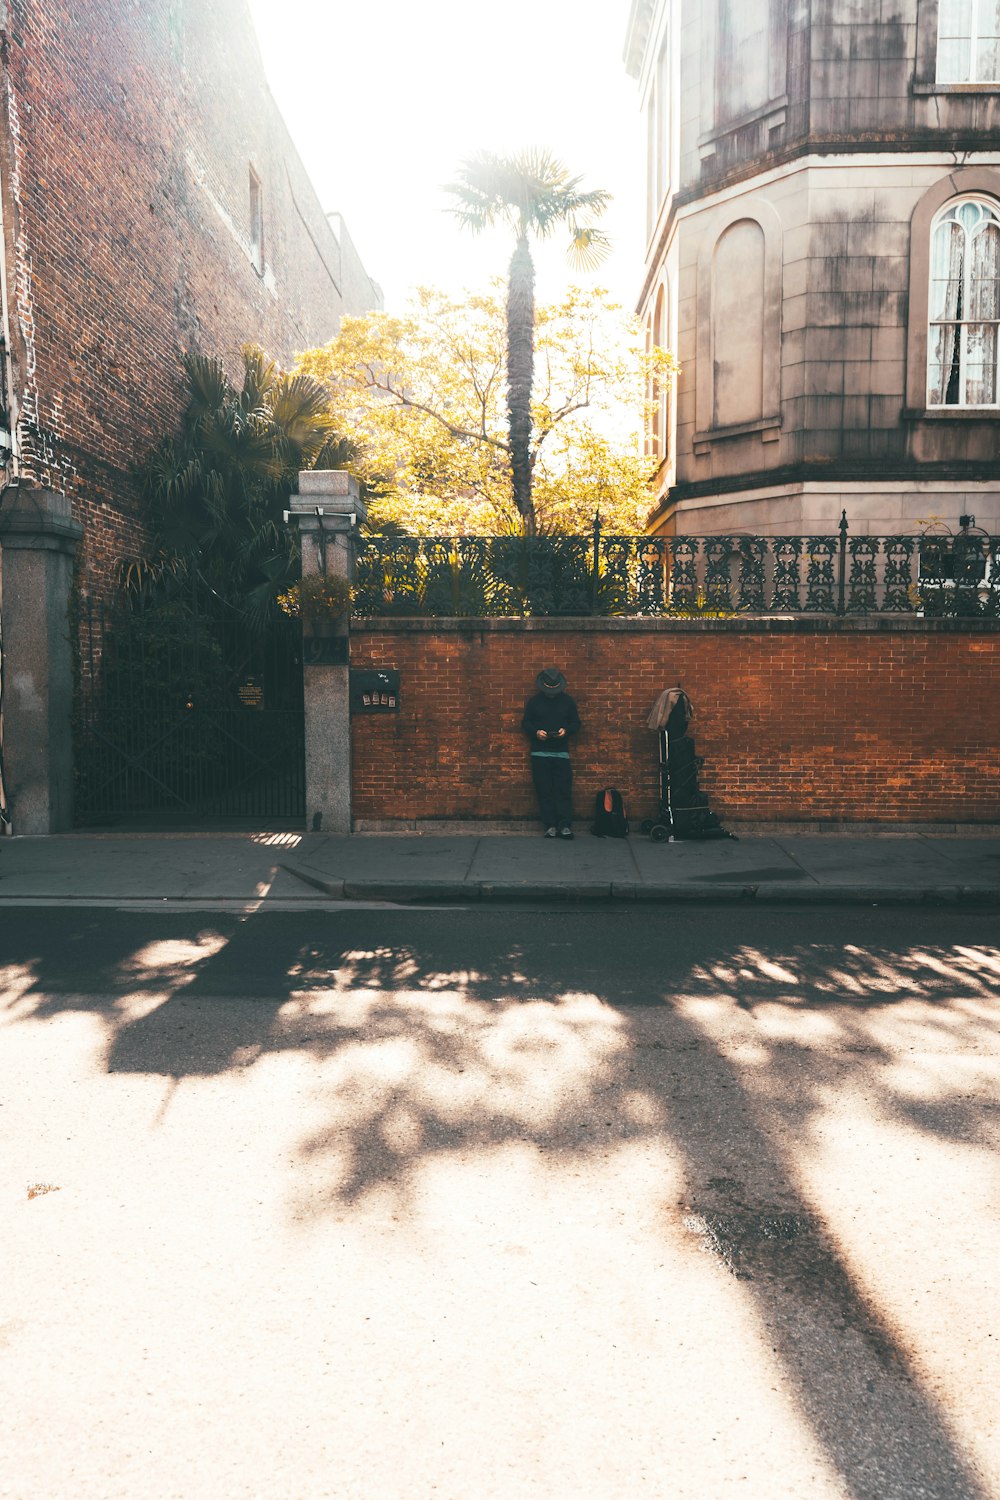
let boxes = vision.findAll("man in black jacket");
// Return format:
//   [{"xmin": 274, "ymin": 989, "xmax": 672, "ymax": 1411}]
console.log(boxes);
[{"xmin": 521, "ymin": 667, "xmax": 581, "ymax": 839}]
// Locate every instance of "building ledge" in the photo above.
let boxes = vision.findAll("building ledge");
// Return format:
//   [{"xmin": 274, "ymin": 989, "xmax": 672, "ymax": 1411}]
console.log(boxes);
[
  {"xmin": 698, "ymin": 96, "xmax": 789, "ymax": 157},
  {"xmin": 693, "ymin": 416, "xmax": 782, "ymax": 453}
]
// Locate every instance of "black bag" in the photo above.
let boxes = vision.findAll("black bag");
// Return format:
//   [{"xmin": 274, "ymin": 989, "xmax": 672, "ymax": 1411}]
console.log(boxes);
[
  {"xmin": 666, "ymin": 733, "xmax": 732, "ymax": 840},
  {"xmin": 591, "ymin": 787, "xmax": 629, "ymax": 838}
]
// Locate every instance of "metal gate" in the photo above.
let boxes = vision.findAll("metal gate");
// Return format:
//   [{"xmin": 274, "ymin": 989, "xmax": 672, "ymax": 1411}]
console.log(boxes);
[{"xmin": 74, "ymin": 592, "xmax": 305, "ymax": 826}]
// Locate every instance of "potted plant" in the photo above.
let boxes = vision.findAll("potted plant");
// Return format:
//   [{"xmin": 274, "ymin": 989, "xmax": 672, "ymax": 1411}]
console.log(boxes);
[{"xmin": 277, "ymin": 574, "xmax": 353, "ymax": 633}]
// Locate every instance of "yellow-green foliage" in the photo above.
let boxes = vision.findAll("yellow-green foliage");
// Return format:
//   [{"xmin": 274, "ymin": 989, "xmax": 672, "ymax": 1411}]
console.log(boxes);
[
  {"xmin": 276, "ymin": 574, "xmax": 353, "ymax": 622},
  {"xmin": 296, "ymin": 284, "xmax": 677, "ymax": 535}
]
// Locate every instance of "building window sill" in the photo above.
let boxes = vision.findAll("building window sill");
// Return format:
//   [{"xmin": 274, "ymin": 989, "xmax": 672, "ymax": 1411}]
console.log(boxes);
[
  {"xmin": 904, "ymin": 406, "xmax": 1000, "ymax": 420},
  {"xmin": 693, "ymin": 415, "xmax": 781, "ymax": 454},
  {"xmin": 912, "ymin": 81, "xmax": 1000, "ymax": 94}
]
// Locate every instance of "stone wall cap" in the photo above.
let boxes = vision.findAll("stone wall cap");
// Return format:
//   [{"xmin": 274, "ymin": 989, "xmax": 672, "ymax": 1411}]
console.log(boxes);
[
  {"xmin": 352, "ymin": 614, "xmax": 1000, "ymax": 635},
  {"xmin": 291, "ymin": 470, "xmax": 367, "ymax": 521},
  {"xmin": 0, "ymin": 485, "xmax": 82, "ymax": 545},
  {"xmin": 296, "ymin": 470, "xmax": 357, "ymax": 497}
]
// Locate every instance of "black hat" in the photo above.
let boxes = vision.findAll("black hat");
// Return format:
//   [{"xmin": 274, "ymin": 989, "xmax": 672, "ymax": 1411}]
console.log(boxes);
[{"xmin": 536, "ymin": 667, "xmax": 567, "ymax": 697}]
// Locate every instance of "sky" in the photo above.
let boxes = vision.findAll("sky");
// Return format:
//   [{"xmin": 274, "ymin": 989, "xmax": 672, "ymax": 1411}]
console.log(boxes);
[{"xmin": 244, "ymin": 0, "xmax": 645, "ymax": 317}]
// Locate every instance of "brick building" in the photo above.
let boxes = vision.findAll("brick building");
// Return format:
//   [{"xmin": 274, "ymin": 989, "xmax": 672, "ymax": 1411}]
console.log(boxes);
[
  {"xmin": 0, "ymin": 0, "xmax": 381, "ymax": 589},
  {"xmin": 625, "ymin": 0, "xmax": 1000, "ymax": 536}
]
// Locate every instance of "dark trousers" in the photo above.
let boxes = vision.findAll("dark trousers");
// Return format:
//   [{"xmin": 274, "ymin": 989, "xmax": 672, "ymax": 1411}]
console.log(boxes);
[{"xmin": 531, "ymin": 755, "xmax": 573, "ymax": 828}]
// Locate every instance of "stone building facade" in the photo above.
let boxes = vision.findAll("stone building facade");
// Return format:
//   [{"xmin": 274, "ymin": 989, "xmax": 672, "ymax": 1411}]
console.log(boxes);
[
  {"xmin": 625, "ymin": 0, "xmax": 1000, "ymax": 535},
  {"xmin": 0, "ymin": 0, "xmax": 381, "ymax": 590}
]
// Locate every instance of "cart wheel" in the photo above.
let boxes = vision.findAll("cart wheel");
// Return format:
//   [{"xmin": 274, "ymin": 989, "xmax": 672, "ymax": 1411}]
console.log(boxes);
[
  {"xmin": 640, "ymin": 819, "xmax": 653, "ymax": 835},
  {"xmin": 650, "ymin": 823, "xmax": 670, "ymax": 842}
]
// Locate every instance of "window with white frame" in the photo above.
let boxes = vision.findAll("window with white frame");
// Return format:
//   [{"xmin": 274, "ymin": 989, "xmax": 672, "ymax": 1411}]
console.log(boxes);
[
  {"xmin": 652, "ymin": 284, "xmax": 666, "ymax": 460},
  {"xmin": 928, "ymin": 198, "xmax": 1000, "ymax": 406},
  {"xmin": 644, "ymin": 314, "xmax": 654, "ymax": 458},
  {"xmin": 645, "ymin": 89, "xmax": 657, "ymax": 238},
  {"xmin": 655, "ymin": 38, "xmax": 670, "ymax": 209},
  {"xmin": 249, "ymin": 167, "xmax": 264, "ymax": 275},
  {"xmin": 937, "ymin": 0, "xmax": 1000, "ymax": 83},
  {"xmin": 718, "ymin": 0, "xmax": 769, "ymax": 121}
]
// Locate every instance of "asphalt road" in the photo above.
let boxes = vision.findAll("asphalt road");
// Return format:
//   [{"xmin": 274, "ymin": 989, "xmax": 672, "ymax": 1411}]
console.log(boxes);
[{"xmin": 2, "ymin": 904, "xmax": 999, "ymax": 1500}]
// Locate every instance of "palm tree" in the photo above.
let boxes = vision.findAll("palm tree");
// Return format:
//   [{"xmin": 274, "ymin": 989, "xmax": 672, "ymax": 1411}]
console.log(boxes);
[
  {"xmin": 129, "ymin": 345, "xmax": 352, "ymax": 625},
  {"xmin": 447, "ymin": 149, "xmax": 610, "ymax": 534}
]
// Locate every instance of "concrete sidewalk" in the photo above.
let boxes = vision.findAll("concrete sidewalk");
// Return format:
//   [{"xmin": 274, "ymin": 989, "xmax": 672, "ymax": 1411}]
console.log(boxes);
[{"xmin": 1, "ymin": 829, "xmax": 999, "ymax": 905}]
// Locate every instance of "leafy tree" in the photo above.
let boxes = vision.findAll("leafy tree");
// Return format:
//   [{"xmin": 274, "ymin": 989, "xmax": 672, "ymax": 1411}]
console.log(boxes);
[
  {"xmin": 297, "ymin": 284, "xmax": 676, "ymax": 535},
  {"xmin": 125, "ymin": 345, "xmax": 352, "ymax": 624},
  {"xmin": 445, "ymin": 149, "xmax": 611, "ymax": 533}
]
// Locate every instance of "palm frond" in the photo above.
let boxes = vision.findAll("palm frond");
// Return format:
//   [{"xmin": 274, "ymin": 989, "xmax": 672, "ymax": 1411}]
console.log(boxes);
[
  {"xmin": 240, "ymin": 343, "xmax": 280, "ymax": 412},
  {"xmin": 566, "ymin": 225, "xmax": 612, "ymax": 272},
  {"xmin": 182, "ymin": 353, "xmax": 230, "ymax": 418},
  {"xmin": 447, "ymin": 147, "xmax": 611, "ymax": 250}
]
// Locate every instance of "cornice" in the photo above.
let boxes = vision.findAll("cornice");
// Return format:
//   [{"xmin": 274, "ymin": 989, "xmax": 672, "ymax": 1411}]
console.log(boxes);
[{"xmin": 623, "ymin": 0, "xmax": 655, "ymax": 80}]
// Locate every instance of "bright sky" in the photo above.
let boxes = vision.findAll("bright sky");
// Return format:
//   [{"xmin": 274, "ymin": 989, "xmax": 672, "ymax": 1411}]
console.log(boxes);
[{"xmin": 245, "ymin": 0, "xmax": 645, "ymax": 317}]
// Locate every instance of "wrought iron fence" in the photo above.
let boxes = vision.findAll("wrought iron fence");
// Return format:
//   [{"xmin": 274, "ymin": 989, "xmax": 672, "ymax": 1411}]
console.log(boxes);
[
  {"xmin": 74, "ymin": 591, "xmax": 305, "ymax": 825},
  {"xmin": 354, "ymin": 524, "xmax": 1000, "ymax": 620}
]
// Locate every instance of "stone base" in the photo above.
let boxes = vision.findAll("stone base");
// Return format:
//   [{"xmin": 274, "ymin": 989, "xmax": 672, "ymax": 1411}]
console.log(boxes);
[{"xmin": 654, "ymin": 479, "xmax": 1000, "ymax": 536}]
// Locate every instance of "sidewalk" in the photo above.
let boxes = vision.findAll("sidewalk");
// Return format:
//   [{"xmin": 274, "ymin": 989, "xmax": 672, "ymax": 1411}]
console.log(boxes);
[{"xmin": 1, "ymin": 829, "xmax": 999, "ymax": 905}]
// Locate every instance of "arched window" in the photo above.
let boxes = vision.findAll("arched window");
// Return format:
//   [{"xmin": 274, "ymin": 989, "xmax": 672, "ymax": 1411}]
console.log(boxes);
[{"xmin": 928, "ymin": 198, "xmax": 1000, "ymax": 407}]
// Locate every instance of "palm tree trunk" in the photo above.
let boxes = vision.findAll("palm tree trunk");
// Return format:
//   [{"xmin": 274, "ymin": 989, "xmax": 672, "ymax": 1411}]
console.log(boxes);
[{"xmin": 506, "ymin": 234, "xmax": 535, "ymax": 534}]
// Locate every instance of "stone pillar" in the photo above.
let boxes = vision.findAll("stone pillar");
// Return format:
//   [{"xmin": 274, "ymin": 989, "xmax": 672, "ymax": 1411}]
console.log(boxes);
[
  {"xmin": 0, "ymin": 487, "xmax": 83, "ymax": 834},
  {"xmin": 288, "ymin": 470, "xmax": 366, "ymax": 834}
]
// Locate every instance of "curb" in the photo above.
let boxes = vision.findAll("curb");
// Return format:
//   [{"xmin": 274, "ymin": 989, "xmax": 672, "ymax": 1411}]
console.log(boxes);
[{"xmin": 282, "ymin": 865, "xmax": 1000, "ymax": 906}]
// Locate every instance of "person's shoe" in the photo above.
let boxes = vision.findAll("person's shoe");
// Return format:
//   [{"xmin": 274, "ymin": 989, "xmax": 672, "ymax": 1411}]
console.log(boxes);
[
  {"xmin": 544, "ymin": 826, "xmax": 558, "ymax": 838},
  {"xmin": 559, "ymin": 827, "xmax": 574, "ymax": 840}
]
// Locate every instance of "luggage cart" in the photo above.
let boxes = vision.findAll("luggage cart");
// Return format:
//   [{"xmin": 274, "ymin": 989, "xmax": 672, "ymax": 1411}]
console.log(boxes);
[
  {"xmin": 640, "ymin": 727, "xmax": 675, "ymax": 842},
  {"xmin": 641, "ymin": 692, "xmax": 732, "ymax": 841}
]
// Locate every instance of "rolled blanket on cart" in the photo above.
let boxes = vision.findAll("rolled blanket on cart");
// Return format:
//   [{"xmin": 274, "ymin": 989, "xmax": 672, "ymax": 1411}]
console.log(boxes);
[{"xmin": 647, "ymin": 685, "xmax": 694, "ymax": 733}]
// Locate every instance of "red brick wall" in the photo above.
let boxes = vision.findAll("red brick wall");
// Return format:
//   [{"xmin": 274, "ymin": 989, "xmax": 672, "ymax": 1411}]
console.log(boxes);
[
  {"xmin": 350, "ymin": 621, "xmax": 1000, "ymax": 827},
  {"xmin": 0, "ymin": 0, "xmax": 377, "ymax": 593}
]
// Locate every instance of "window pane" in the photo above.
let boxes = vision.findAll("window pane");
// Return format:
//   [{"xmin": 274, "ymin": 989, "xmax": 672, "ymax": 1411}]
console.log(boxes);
[
  {"xmin": 970, "ymin": 223, "xmax": 1000, "ymax": 318},
  {"xmin": 939, "ymin": 0, "xmax": 973, "ymax": 32},
  {"xmin": 976, "ymin": 37, "xmax": 1000, "ymax": 79},
  {"xmin": 930, "ymin": 221, "xmax": 964, "ymax": 320},
  {"xmin": 938, "ymin": 36, "xmax": 972, "ymax": 81},
  {"xmin": 965, "ymin": 324, "xmax": 998, "ymax": 404},
  {"xmin": 978, "ymin": 0, "xmax": 1000, "ymax": 39},
  {"xmin": 928, "ymin": 325, "xmax": 961, "ymax": 405},
  {"xmin": 718, "ymin": 0, "xmax": 768, "ymax": 121},
  {"xmin": 957, "ymin": 201, "xmax": 983, "ymax": 232}
]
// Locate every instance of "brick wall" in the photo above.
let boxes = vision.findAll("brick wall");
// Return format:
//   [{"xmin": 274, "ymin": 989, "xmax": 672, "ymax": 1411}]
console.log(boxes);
[
  {"xmin": 350, "ymin": 619, "xmax": 1000, "ymax": 828},
  {"xmin": 0, "ymin": 0, "xmax": 379, "ymax": 594}
]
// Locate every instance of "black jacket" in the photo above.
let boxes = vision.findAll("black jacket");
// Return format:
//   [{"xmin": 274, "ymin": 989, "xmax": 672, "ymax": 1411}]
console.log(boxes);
[{"xmin": 522, "ymin": 692, "xmax": 581, "ymax": 751}]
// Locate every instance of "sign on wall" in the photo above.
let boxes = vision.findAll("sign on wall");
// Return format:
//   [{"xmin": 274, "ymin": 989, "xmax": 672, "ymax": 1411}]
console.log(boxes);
[{"xmin": 350, "ymin": 668, "xmax": 400, "ymax": 713}]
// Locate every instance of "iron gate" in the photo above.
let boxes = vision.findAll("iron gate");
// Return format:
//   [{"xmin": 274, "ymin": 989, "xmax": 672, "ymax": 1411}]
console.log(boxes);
[{"xmin": 74, "ymin": 592, "xmax": 305, "ymax": 826}]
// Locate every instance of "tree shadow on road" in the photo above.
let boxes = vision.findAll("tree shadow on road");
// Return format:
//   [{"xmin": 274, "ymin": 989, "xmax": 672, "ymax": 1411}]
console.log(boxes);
[{"xmin": 3, "ymin": 903, "xmax": 1000, "ymax": 1497}]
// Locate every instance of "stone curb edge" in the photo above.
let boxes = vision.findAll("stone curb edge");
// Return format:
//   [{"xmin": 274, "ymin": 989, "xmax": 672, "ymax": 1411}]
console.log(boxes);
[{"xmin": 283, "ymin": 865, "xmax": 1000, "ymax": 906}]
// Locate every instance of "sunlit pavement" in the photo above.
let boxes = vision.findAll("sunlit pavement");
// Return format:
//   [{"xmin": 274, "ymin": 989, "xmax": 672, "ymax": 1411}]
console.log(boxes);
[{"xmin": 2, "ymin": 905, "xmax": 999, "ymax": 1500}]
